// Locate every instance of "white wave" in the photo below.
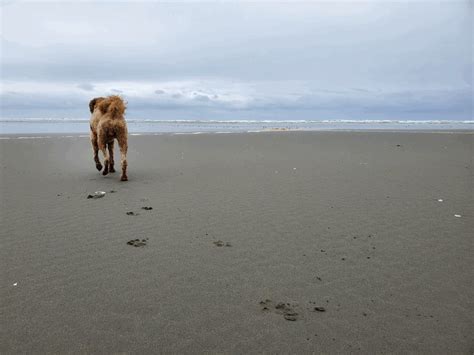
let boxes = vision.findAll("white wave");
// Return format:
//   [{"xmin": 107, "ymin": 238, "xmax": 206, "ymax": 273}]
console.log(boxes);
[{"xmin": 2, "ymin": 118, "xmax": 473, "ymax": 125}]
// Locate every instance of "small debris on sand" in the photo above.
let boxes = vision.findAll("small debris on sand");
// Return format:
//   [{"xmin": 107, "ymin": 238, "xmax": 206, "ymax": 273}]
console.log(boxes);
[
  {"xmin": 87, "ymin": 191, "xmax": 106, "ymax": 199},
  {"xmin": 313, "ymin": 307, "xmax": 326, "ymax": 312},
  {"xmin": 454, "ymin": 214, "xmax": 462, "ymax": 218},
  {"xmin": 141, "ymin": 206, "xmax": 153, "ymax": 210},
  {"xmin": 126, "ymin": 211, "xmax": 139, "ymax": 216}
]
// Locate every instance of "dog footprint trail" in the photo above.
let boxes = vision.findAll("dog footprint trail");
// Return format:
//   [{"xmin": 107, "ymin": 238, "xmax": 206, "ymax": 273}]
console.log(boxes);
[
  {"xmin": 124, "ymin": 206, "xmax": 154, "ymax": 246},
  {"xmin": 127, "ymin": 238, "xmax": 148, "ymax": 247}
]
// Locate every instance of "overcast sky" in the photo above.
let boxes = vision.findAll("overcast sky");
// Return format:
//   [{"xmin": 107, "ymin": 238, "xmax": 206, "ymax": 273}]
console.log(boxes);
[{"xmin": 0, "ymin": 0, "xmax": 472, "ymax": 120}]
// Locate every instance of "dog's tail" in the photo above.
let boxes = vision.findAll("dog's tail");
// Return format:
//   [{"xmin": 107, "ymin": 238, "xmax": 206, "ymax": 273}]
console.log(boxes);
[{"xmin": 98, "ymin": 95, "xmax": 126, "ymax": 119}]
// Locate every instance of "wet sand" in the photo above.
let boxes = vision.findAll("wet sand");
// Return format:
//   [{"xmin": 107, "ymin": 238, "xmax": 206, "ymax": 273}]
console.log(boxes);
[{"xmin": 1, "ymin": 131, "xmax": 473, "ymax": 353}]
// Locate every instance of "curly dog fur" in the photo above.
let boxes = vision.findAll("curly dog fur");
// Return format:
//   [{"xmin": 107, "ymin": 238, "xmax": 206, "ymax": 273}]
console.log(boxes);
[{"xmin": 89, "ymin": 95, "xmax": 129, "ymax": 181}]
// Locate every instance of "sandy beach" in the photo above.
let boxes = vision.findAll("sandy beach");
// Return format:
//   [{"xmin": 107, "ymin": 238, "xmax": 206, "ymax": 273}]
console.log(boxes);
[{"xmin": 1, "ymin": 131, "xmax": 473, "ymax": 353}]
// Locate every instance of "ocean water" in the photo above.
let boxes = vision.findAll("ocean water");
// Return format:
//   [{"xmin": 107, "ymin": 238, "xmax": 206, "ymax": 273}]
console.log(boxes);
[{"xmin": 0, "ymin": 118, "xmax": 473, "ymax": 135}]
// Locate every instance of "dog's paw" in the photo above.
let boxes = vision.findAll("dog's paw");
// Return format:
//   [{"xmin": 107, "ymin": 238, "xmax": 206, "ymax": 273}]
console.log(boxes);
[
  {"xmin": 96, "ymin": 163, "xmax": 103, "ymax": 171},
  {"xmin": 109, "ymin": 167, "xmax": 116, "ymax": 173},
  {"xmin": 120, "ymin": 175, "xmax": 128, "ymax": 181}
]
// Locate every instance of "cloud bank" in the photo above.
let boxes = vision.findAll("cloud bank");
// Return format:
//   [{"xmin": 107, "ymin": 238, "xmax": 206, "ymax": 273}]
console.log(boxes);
[{"xmin": 0, "ymin": 1, "xmax": 472, "ymax": 120}]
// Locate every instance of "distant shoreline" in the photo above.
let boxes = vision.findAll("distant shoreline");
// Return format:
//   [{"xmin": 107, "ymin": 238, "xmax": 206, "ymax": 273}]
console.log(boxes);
[{"xmin": 1, "ymin": 119, "xmax": 473, "ymax": 135}]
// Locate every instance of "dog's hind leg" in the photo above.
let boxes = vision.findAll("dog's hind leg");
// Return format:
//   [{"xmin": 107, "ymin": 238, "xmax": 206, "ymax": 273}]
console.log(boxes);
[
  {"xmin": 108, "ymin": 140, "xmax": 116, "ymax": 173},
  {"xmin": 118, "ymin": 135, "xmax": 128, "ymax": 181},
  {"xmin": 90, "ymin": 131, "xmax": 102, "ymax": 171},
  {"xmin": 98, "ymin": 132, "xmax": 110, "ymax": 176}
]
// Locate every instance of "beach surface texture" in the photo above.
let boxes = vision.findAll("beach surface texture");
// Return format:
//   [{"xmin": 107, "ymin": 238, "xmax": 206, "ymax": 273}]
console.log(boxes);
[{"xmin": 1, "ymin": 131, "xmax": 473, "ymax": 353}]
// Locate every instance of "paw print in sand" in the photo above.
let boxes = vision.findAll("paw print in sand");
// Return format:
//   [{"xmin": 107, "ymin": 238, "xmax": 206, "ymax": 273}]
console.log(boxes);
[
  {"xmin": 213, "ymin": 240, "xmax": 232, "ymax": 247},
  {"xmin": 259, "ymin": 299, "xmax": 299, "ymax": 321},
  {"xmin": 127, "ymin": 238, "xmax": 148, "ymax": 247}
]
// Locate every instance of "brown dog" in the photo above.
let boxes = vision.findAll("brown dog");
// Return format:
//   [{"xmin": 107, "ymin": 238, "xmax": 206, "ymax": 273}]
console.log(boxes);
[{"xmin": 89, "ymin": 95, "xmax": 128, "ymax": 181}]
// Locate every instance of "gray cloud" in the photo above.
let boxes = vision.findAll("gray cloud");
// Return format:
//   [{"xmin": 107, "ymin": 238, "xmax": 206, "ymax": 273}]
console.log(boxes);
[
  {"xmin": 193, "ymin": 94, "xmax": 211, "ymax": 102},
  {"xmin": 1, "ymin": 81, "xmax": 470, "ymax": 120}
]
